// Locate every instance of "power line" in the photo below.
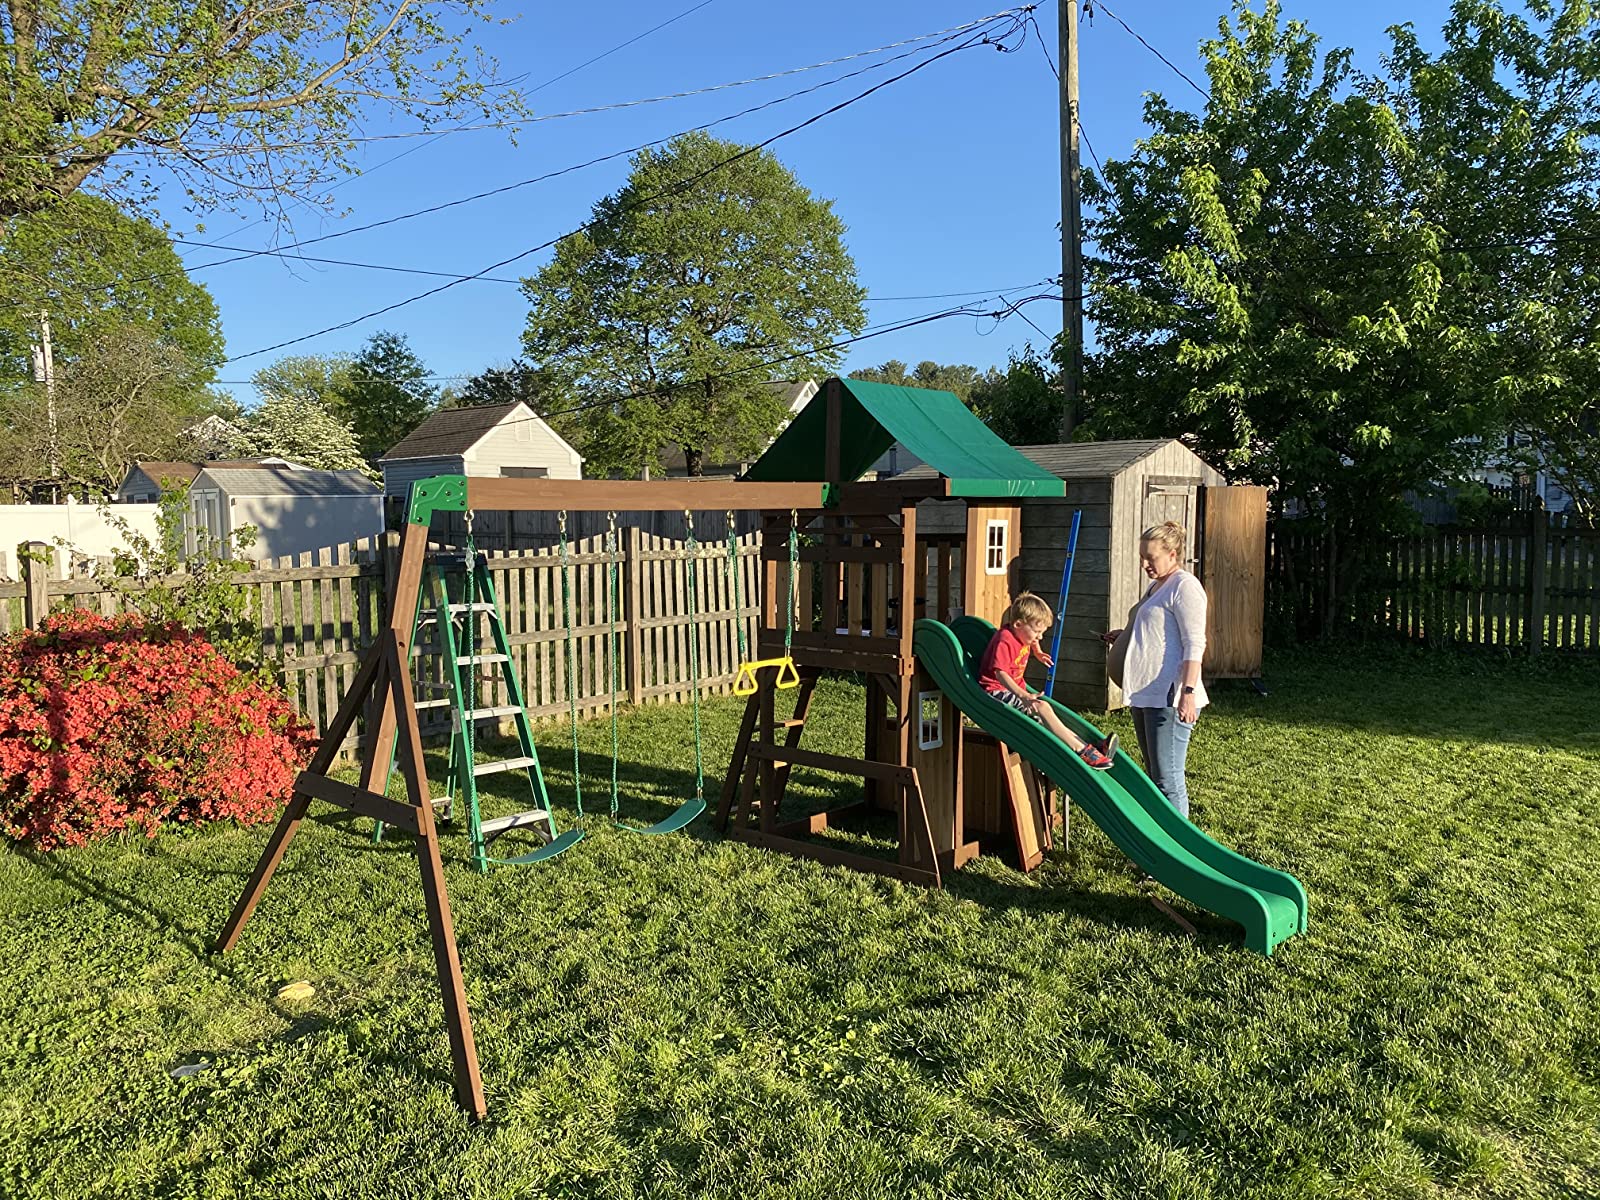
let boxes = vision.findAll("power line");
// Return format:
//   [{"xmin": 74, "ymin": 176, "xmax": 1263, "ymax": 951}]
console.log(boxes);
[
  {"xmin": 1093, "ymin": 0, "xmax": 1209, "ymax": 101},
  {"xmin": 223, "ymin": 10, "xmax": 1034, "ymax": 364},
  {"xmin": 526, "ymin": 0, "xmax": 720, "ymax": 98}
]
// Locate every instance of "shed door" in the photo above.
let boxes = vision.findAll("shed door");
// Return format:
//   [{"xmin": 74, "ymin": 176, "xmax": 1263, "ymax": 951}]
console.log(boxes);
[
  {"xmin": 1199, "ymin": 485, "xmax": 1266, "ymax": 679},
  {"xmin": 1140, "ymin": 477, "xmax": 1201, "ymax": 574}
]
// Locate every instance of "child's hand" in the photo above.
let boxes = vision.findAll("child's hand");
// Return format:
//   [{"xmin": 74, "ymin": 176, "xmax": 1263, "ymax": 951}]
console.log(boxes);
[{"xmin": 1033, "ymin": 650, "xmax": 1054, "ymax": 668}]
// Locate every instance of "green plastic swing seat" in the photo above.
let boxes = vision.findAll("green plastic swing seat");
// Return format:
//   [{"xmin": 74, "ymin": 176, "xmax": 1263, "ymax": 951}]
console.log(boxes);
[
  {"xmin": 492, "ymin": 828, "xmax": 585, "ymax": 866},
  {"xmin": 619, "ymin": 796, "xmax": 705, "ymax": 836}
]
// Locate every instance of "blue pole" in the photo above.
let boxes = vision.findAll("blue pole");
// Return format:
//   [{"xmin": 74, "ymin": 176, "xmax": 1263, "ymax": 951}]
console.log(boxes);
[{"xmin": 1045, "ymin": 509, "xmax": 1082, "ymax": 695}]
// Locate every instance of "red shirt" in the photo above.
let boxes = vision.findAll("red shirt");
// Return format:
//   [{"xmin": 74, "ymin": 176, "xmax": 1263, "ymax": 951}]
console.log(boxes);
[{"xmin": 979, "ymin": 626, "xmax": 1030, "ymax": 692}]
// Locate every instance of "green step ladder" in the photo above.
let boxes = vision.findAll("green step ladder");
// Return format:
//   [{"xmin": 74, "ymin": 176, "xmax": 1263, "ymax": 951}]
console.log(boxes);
[{"xmin": 374, "ymin": 549, "xmax": 583, "ymax": 869}]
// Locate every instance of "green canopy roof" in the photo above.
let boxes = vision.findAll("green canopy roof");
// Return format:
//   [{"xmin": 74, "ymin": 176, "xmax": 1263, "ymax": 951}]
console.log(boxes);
[{"xmin": 743, "ymin": 378, "xmax": 1065, "ymax": 498}]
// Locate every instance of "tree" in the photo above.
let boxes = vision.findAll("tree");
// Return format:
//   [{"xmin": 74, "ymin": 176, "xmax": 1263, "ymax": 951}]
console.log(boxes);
[
  {"xmin": 0, "ymin": 0, "xmax": 527, "ymax": 221},
  {"xmin": 0, "ymin": 195, "xmax": 224, "ymax": 391},
  {"xmin": 0, "ymin": 321, "xmax": 212, "ymax": 494},
  {"xmin": 336, "ymin": 330, "xmax": 437, "ymax": 461},
  {"xmin": 1080, "ymin": 0, "xmax": 1600, "ymax": 553},
  {"xmin": 451, "ymin": 359, "xmax": 553, "ymax": 409},
  {"xmin": 970, "ymin": 347, "xmax": 1062, "ymax": 445},
  {"xmin": 251, "ymin": 355, "xmax": 354, "ymax": 413},
  {"xmin": 849, "ymin": 360, "xmax": 992, "ymax": 405},
  {"xmin": 522, "ymin": 132, "xmax": 867, "ymax": 477},
  {"xmin": 234, "ymin": 394, "xmax": 370, "ymax": 475}
]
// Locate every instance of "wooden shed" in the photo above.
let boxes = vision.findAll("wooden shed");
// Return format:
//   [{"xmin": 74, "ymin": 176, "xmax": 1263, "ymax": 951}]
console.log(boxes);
[{"xmin": 906, "ymin": 438, "xmax": 1266, "ymax": 712}]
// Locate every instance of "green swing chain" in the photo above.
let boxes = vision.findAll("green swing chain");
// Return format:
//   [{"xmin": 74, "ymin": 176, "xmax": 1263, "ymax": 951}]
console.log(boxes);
[
  {"xmin": 606, "ymin": 512, "xmax": 620, "ymax": 820},
  {"xmin": 558, "ymin": 511, "xmax": 584, "ymax": 818},
  {"xmin": 685, "ymin": 510, "xmax": 704, "ymax": 802},
  {"xmin": 463, "ymin": 508, "xmax": 478, "ymax": 822}
]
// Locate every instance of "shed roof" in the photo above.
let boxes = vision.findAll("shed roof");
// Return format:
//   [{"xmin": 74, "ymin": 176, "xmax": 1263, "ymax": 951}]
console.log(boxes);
[
  {"xmin": 197, "ymin": 469, "xmax": 379, "ymax": 497},
  {"xmin": 380, "ymin": 402, "xmax": 520, "ymax": 461},
  {"xmin": 743, "ymin": 378, "xmax": 1064, "ymax": 498},
  {"xmin": 897, "ymin": 439, "xmax": 1186, "ymax": 481}
]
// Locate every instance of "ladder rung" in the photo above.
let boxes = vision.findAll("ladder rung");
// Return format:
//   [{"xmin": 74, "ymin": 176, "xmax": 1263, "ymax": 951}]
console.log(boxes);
[
  {"xmin": 479, "ymin": 809, "xmax": 552, "ymax": 838},
  {"xmin": 446, "ymin": 603, "xmax": 498, "ymax": 614},
  {"xmin": 779, "ymin": 718, "xmax": 806, "ymax": 728},
  {"xmin": 429, "ymin": 795, "xmax": 452, "ymax": 808},
  {"xmin": 473, "ymin": 756, "xmax": 538, "ymax": 777},
  {"xmin": 456, "ymin": 653, "xmax": 509, "ymax": 665},
  {"xmin": 415, "ymin": 698, "xmax": 451, "ymax": 709},
  {"xmin": 463, "ymin": 705, "xmax": 521, "ymax": 721}
]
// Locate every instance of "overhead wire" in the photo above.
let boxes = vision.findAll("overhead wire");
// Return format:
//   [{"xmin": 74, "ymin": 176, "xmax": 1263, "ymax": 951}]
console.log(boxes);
[
  {"xmin": 1093, "ymin": 0, "xmax": 1209, "ymax": 101},
  {"xmin": 222, "ymin": 9, "xmax": 1036, "ymax": 363}
]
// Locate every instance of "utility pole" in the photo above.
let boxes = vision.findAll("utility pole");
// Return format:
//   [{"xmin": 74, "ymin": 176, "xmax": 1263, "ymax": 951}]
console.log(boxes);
[
  {"xmin": 1058, "ymin": 0, "xmax": 1083, "ymax": 441},
  {"xmin": 30, "ymin": 310, "xmax": 59, "ymax": 490}
]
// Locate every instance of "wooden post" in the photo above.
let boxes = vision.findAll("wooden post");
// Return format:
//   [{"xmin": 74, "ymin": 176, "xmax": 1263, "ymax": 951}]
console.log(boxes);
[
  {"xmin": 1527, "ymin": 499, "xmax": 1547, "ymax": 656},
  {"xmin": 824, "ymin": 378, "xmax": 842, "ymax": 483},
  {"xmin": 21, "ymin": 541, "xmax": 49, "ymax": 628},
  {"xmin": 625, "ymin": 525, "xmax": 644, "ymax": 704},
  {"xmin": 361, "ymin": 523, "xmax": 428, "ymax": 794}
]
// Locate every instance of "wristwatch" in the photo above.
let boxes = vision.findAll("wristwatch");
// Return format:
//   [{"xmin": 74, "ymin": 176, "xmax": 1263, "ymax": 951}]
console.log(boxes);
[{"xmin": 1181, "ymin": 686, "xmax": 1195, "ymax": 695}]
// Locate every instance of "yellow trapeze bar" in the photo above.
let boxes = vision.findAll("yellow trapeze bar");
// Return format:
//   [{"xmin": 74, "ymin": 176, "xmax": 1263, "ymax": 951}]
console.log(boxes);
[{"xmin": 732, "ymin": 656, "xmax": 801, "ymax": 695}]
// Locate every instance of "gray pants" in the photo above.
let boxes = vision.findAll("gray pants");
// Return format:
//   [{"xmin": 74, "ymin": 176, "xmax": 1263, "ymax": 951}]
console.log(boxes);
[{"xmin": 1131, "ymin": 706, "xmax": 1194, "ymax": 818}]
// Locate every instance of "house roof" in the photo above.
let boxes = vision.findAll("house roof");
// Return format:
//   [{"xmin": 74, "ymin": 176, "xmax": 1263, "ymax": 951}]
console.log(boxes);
[
  {"xmin": 196, "ymin": 468, "xmax": 380, "ymax": 497},
  {"xmin": 380, "ymin": 402, "xmax": 523, "ymax": 461},
  {"xmin": 898, "ymin": 439, "xmax": 1180, "ymax": 481},
  {"xmin": 127, "ymin": 459, "xmax": 298, "ymax": 488},
  {"xmin": 743, "ymin": 378, "xmax": 1065, "ymax": 498}
]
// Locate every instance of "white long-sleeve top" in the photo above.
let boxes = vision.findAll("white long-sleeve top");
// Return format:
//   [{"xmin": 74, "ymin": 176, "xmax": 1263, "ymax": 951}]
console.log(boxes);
[{"xmin": 1121, "ymin": 569, "xmax": 1209, "ymax": 710}]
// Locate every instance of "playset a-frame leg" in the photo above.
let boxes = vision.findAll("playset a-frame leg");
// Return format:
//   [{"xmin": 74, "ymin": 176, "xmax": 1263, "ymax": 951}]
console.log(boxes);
[{"xmin": 214, "ymin": 523, "xmax": 487, "ymax": 1118}]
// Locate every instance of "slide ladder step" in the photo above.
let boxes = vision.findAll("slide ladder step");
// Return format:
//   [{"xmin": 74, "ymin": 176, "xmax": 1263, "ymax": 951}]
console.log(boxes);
[
  {"xmin": 479, "ymin": 809, "xmax": 553, "ymax": 839},
  {"xmin": 473, "ymin": 756, "xmax": 538, "ymax": 777}
]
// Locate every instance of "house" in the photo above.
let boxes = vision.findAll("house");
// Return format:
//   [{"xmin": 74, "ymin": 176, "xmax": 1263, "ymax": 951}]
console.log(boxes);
[
  {"xmin": 379, "ymin": 401, "xmax": 582, "ymax": 501},
  {"xmin": 116, "ymin": 458, "xmax": 305, "ymax": 503},
  {"xmin": 186, "ymin": 467, "xmax": 383, "ymax": 561}
]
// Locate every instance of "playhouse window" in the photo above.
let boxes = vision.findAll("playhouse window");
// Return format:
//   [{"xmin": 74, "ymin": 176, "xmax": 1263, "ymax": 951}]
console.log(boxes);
[
  {"xmin": 985, "ymin": 519, "xmax": 1008, "ymax": 575},
  {"xmin": 918, "ymin": 691, "xmax": 943, "ymax": 750}
]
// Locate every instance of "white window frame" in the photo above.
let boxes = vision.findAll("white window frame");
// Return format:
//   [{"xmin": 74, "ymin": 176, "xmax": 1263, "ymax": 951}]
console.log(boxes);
[
  {"xmin": 984, "ymin": 519, "xmax": 1009, "ymax": 575},
  {"xmin": 917, "ymin": 690, "xmax": 943, "ymax": 750}
]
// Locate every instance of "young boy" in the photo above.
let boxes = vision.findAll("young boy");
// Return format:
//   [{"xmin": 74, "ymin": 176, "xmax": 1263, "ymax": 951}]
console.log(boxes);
[{"xmin": 979, "ymin": 593, "xmax": 1117, "ymax": 770}]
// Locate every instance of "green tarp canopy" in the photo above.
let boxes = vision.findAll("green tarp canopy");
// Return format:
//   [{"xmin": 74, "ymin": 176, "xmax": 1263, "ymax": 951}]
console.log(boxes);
[{"xmin": 743, "ymin": 378, "xmax": 1064, "ymax": 498}]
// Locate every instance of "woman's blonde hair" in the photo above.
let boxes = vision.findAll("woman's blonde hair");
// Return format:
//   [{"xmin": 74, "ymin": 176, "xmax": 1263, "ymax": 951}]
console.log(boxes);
[
  {"xmin": 1141, "ymin": 521, "xmax": 1187, "ymax": 558},
  {"xmin": 1007, "ymin": 592, "xmax": 1053, "ymax": 628}
]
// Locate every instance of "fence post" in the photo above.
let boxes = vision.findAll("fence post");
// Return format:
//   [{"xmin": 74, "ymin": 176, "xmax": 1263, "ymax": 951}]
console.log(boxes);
[
  {"xmin": 379, "ymin": 529, "xmax": 402, "ymax": 628},
  {"xmin": 625, "ymin": 526, "xmax": 644, "ymax": 705},
  {"xmin": 21, "ymin": 541, "xmax": 50, "ymax": 629},
  {"xmin": 1527, "ymin": 500, "xmax": 1547, "ymax": 656}
]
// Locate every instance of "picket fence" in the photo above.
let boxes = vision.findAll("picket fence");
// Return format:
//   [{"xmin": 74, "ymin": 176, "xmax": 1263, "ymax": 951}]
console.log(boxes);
[
  {"xmin": 1268, "ymin": 510, "xmax": 1599, "ymax": 653},
  {"xmin": 1, "ymin": 529, "xmax": 763, "ymax": 759}
]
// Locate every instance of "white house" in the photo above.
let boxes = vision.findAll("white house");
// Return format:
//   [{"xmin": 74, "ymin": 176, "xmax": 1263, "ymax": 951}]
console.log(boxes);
[
  {"xmin": 379, "ymin": 401, "xmax": 582, "ymax": 501},
  {"xmin": 187, "ymin": 467, "xmax": 383, "ymax": 561}
]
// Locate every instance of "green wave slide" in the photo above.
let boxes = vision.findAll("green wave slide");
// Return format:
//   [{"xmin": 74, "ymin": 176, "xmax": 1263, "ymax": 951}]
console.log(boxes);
[{"xmin": 913, "ymin": 617, "xmax": 1308, "ymax": 955}]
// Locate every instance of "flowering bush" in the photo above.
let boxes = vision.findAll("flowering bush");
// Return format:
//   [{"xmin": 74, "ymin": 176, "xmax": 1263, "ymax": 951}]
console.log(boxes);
[{"xmin": 0, "ymin": 609, "xmax": 317, "ymax": 849}]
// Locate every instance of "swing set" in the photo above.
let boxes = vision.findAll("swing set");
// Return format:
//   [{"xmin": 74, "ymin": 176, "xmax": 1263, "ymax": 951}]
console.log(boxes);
[{"xmin": 215, "ymin": 474, "xmax": 824, "ymax": 1117}]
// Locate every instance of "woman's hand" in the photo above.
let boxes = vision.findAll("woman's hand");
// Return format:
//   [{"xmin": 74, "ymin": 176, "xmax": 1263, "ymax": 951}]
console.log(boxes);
[
  {"xmin": 1101, "ymin": 628, "xmax": 1122, "ymax": 645},
  {"xmin": 1177, "ymin": 693, "xmax": 1199, "ymax": 724}
]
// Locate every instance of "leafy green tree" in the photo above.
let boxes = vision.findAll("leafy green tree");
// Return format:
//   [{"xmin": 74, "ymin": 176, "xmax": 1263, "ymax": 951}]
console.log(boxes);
[
  {"xmin": 0, "ymin": 196, "xmax": 224, "ymax": 391},
  {"xmin": 970, "ymin": 347, "xmax": 1062, "ymax": 445},
  {"xmin": 250, "ymin": 355, "xmax": 354, "ymax": 413},
  {"xmin": 522, "ymin": 132, "xmax": 867, "ymax": 477},
  {"xmin": 849, "ymin": 360, "xmax": 992, "ymax": 405},
  {"xmin": 234, "ymin": 393, "xmax": 370, "ymax": 476},
  {"xmin": 336, "ymin": 331, "xmax": 437, "ymax": 461},
  {"xmin": 1080, "ymin": 0, "xmax": 1600, "ymax": 556},
  {"xmin": 0, "ymin": 0, "xmax": 527, "ymax": 221},
  {"xmin": 452, "ymin": 359, "xmax": 552, "ymax": 409}
]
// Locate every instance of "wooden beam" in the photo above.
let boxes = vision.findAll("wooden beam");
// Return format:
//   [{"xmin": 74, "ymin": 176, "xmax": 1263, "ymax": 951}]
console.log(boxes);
[
  {"xmin": 465, "ymin": 478, "xmax": 824, "ymax": 513},
  {"xmin": 360, "ymin": 521, "xmax": 428, "ymax": 795},
  {"xmin": 726, "ymin": 828, "xmax": 941, "ymax": 888},
  {"xmin": 293, "ymin": 771, "xmax": 421, "ymax": 835},
  {"xmin": 748, "ymin": 743, "xmax": 915, "ymax": 783}
]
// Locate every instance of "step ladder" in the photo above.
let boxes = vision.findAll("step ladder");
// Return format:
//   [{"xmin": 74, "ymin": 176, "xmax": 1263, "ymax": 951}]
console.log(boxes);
[{"xmin": 375, "ymin": 549, "xmax": 581, "ymax": 869}]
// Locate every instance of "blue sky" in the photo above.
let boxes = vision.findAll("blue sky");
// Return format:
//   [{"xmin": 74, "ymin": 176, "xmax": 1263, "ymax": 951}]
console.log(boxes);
[{"xmin": 173, "ymin": 1, "xmax": 1457, "ymax": 402}]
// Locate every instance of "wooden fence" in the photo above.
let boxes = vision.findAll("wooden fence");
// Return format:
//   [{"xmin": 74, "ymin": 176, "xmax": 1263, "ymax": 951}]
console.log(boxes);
[
  {"xmin": 1268, "ymin": 511, "xmax": 1599, "ymax": 653},
  {"xmin": 2, "ymin": 529, "xmax": 763, "ymax": 758}
]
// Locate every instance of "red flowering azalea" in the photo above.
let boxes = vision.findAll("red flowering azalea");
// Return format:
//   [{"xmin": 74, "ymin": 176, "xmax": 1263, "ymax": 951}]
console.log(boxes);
[{"xmin": 0, "ymin": 610, "xmax": 317, "ymax": 849}]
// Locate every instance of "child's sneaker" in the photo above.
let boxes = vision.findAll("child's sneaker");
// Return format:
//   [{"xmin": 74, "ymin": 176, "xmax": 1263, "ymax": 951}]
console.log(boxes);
[
  {"xmin": 1097, "ymin": 732, "xmax": 1119, "ymax": 761},
  {"xmin": 1078, "ymin": 743, "xmax": 1113, "ymax": 771}
]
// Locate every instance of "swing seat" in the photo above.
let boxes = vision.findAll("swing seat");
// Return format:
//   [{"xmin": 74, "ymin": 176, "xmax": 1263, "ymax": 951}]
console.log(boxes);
[
  {"xmin": 493, "ymin": 828, "xmax": 585, "ymax": 866},
  {"xmin": 732, "ymin": 656, "xmax": 801, "ymax": 695},
  {"xmin": 618, "ymin": 796, "xmax": 706, "ymax": 836}
]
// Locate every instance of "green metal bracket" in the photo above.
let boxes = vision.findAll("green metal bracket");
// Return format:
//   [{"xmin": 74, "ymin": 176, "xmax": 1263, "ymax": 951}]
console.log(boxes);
[{"xmin": 408, "ymin": 475, "xmax": 468, "ymax": 525}]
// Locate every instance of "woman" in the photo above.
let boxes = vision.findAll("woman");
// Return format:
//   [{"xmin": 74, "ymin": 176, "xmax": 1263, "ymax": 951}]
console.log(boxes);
[{"xmin": 1102, "ymin": 521, "xmax": 1208, "ymax": 818}]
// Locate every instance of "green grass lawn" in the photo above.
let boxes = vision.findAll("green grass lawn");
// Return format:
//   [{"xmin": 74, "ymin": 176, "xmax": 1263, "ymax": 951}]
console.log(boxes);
[{"xmin": 2, "ymin": 645, "xmax": 1598, "ymax": 1199}]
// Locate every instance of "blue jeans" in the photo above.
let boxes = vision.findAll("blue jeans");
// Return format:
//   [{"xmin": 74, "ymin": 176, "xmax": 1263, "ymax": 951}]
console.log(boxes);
[{"xmin": 1131, "ymin": 706, "xmax": 1194, "ymax": 818}]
